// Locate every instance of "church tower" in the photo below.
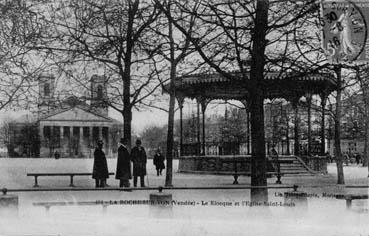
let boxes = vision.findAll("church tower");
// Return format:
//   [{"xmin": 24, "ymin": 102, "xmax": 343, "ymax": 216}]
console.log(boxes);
[
  {"xmin": 38, "ymin": 73, "xmax": 56, "ymax": 117},
  {"xmin": 90, "ymin": 75, "xmax": 108, "ymax": 116}
]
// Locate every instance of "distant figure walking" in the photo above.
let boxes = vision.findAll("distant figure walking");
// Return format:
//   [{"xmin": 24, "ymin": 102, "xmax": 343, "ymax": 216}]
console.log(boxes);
[
  {"xmin": 270, "ymin": 146, "xmax": 280, "ymax": 174},
  {"xmin": 115, "ymin": 138, "xmax": 132, "ymax": 188},
  {"xmin": 92, "ymin": 140, "xmax": 109, "ymax": 188},
  {"xmin": 355, "ymin": 153, "xmax": 361, "ymax": 165},
  {"xmin": 153, "ymin": 148, "xmax": 165, "ymax": 176},
  {"xmin": 343, "ymin": 152, "xmax": 349, "ymax": 166},
  {"xmin": 54, "ymin": 150, "xmax": 60, "ymax": 160},
  {"xmin": 131, "ymin": 139, "xmax": 147, "ymax": 187},
  {"xmin": 325, "ymin": 152, "xmax": 332, "ymax": 163}
]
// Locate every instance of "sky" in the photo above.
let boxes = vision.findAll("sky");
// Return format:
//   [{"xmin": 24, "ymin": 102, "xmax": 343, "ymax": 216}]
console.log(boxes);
[{"xmin": 111, "ymin": 108, "xmax": 171, "ymax": 135}]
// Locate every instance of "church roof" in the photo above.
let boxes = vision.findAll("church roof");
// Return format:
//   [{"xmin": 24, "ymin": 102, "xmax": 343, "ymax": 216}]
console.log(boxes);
[
  {"xmin": 39, "ymin": 106, "xmax": 111, "ymax": 121},
  {"xmin": 38, "ymin": 96, "xmax": 121, "ymax": 124}
]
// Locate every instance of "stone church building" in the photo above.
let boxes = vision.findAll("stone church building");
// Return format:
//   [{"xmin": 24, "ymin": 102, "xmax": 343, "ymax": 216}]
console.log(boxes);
[{"xmin": 35, "ymin": 73, "xmax": 122, "ymax": 158}]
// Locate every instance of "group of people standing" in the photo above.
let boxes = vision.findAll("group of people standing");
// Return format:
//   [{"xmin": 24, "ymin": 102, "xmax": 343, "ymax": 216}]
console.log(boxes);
[{"xmin": 92, "ymin": 138, "xmax": 165, "ymax": 189}]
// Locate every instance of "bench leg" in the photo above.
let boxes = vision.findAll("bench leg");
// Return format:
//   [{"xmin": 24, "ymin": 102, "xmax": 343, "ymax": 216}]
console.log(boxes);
[
  {"xmin": 69, "ymin": 176, "xmax": 75, "ymax": 187},
  {"xmin": 346, "ymin": 199, "xmax": 352, "ymax": 209},
  {"xmin": 34, "ymin": 176, "xmax": 39, "ymax": 187},
  {"xmin": 275, "ymin": 174, "xmax": 282, "ymax": 184},
  {"xmin": 233, "ymin": 160, "xmax": 239, "ymax": 184},
  {"xmin": 233, "ymin": 174, "xmax": 239, "ymax": 185}
]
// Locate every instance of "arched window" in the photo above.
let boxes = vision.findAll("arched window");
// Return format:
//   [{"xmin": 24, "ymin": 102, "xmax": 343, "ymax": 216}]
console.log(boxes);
[
  {"xmin": 97, "ymin": 85, "xmax": 103, "ymax": 99},
  {"xmin": 44, "ymin": 83, "xmax": 50, "ymax": 97}
]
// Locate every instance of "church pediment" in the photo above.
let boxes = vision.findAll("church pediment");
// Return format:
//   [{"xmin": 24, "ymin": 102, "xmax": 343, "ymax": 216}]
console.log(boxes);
[{"xmin": 40, "ymin": 107, "xmax": 112, "ymax": 122}]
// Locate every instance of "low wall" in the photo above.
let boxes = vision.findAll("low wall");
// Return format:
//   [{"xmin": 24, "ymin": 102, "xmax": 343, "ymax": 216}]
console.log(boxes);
[
  {"xmin": 178, "ymin": 155, "xmax": 251, "ymax": 174},
  {"xmin": 179, "ymin": 155, "xmax": 328, "ymax": 174}
]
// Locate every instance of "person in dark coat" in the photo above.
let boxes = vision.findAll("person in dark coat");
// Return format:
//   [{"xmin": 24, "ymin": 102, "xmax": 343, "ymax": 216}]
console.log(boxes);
[
  {"xmin": 270, "ymin": 146, "xmax": 280, "ymax": 174},
  {"xmin": 269, "ymin": 145, "xmax": 281, "ymax": 184},
  {"xmin": 116, "ymin": 138, "xmax": 132, "ymax": 188},
  {"xmin": 131, "ymin": 139, "xmax": 147, "ymax": 187},
  {"xmin": 92, "ymin": 140, "xmax": 109, "ymax": 188},
  {"xmin": 325, "ymin": 152, "xmax": 332, "ymax": 163},
  {"xmin": 355, "ymin": 153, "xmax": 361, "ymax": 165},
  {"xmin": 54, "ymin": 150, "xmax": 60, "ymax": 160},
  {"xmin": 153, "ymin": 148, "xmax": 165, "ymax": 176}
]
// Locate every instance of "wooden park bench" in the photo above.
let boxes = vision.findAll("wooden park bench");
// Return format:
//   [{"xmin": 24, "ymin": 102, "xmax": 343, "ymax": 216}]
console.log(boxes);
[
  {"xmin": 222, "ymin": 158, "xmax": 294, "ymax": 184},
  {"xmin": 336, "ymin": 194, "xmax": 369, "ymax": 209},
  {"xmin": 27, "ymin": 172, "xmax": 115, "ymax": 187}
]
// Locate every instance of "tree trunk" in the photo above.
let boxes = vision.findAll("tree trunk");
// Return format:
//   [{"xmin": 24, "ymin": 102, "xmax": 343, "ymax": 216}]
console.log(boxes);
[
  {"xmin": 249, "ymin": 0, "xmax": 269, "ymax": 202},
  {"xmin": 334, "ymin": 66, "xmax": 344, "ymax": 184},
  {"xmin": 122, "ymin": 67, "xmax": 132, "ymax": 149},
  {"xmin": 123, "ymin": 101, "xmax": 132, "ymax": 150},
  {"xmin": 165, "ymin": 61, "xmax": 176, "ymax": 187},
  {"xmin": 250, "ymin": 94, "xmax": 267, "ymax": 201},
  {"xmin": 165, "ymin": 91, "xmax": 175, "ymax": 187},
  {"xmin": 165, "ymin": 13, "xmax": 176, "ymax": 187}
]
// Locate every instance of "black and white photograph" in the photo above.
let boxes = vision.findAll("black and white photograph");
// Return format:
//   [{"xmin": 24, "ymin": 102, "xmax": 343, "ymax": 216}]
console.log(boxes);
[{"xmin": 0, "ymin": 0, "xmax": 369, "ymax": 235}]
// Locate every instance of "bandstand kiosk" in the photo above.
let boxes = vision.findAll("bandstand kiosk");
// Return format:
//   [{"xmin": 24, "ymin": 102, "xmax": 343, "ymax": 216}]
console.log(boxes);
[{"xmin": 164, "ymin": 71, "xmax": 337, "ymax": 178}]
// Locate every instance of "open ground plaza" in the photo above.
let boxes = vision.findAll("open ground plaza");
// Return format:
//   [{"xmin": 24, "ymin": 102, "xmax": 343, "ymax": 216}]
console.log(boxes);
[{"xmin": 0, "ymin": 158, "xmax": 368, "ymax": 236}]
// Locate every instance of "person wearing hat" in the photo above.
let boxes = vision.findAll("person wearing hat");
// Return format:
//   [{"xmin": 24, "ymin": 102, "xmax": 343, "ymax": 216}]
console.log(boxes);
[
  {"xmin": 153, "ymin": 147, "xmax": 165, "ymax": 176},
  {"xmin": 115, "ymin": 138, "xmax": 132, "ymax": 189},
  {"xmin": 92, "ymin": 140, "xmax": 109, "ymax": 188},
  {"xmin": 131, "ymin": 139, "xmax": 147, "ymax": 187}
]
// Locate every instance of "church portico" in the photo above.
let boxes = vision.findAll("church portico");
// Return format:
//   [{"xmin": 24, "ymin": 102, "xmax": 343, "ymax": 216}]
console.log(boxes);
[
  {"xmin": 39, "ymin": 112, "xmax": 121, "ymax": 158},
  {"xmin": 36, "ymin": 74, "xmax": 122, "ymax": 158}
]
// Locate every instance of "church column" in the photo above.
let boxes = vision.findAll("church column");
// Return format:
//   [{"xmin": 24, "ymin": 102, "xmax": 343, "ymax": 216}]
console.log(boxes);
[
  {"xmin": 60, "ymin": 126, "xmax": 64, "ymax": 155},
  {"xmin": 89, "ymin": 126, "xmax": 93, "ymax": 148},
  {"xmin": 98, "ymin": 126, "xmax": 102, "ymax": 142},
  {"xmin": 50, "ymin": 126, "xmax": 54, "ymax": 157},
  {"xmin": 105, "ymin": 127, "xmax": 110, "ymax": 156},
  {"xmin": 39, "ymin": 124, "xmax": 46, "ymax": 158},
  {"xmin": 39, "ymin": 124, "xmax": 44, "ymax": 147},
  {"xmin": 60, "ymin": 126, "xmax": 64, "ymax": 140},
  {"xmin": 79, "ymin": 126, "xmax": 83, "ymax": 156},
  {"xmin": 69, "ymin": 126, "xmax": 73, "ymax": 156}
]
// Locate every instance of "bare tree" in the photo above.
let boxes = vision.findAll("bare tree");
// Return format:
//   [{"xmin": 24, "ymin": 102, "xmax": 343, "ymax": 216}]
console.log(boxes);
[
  {"xmin": 344, "ymin": 66, "xmax": 369, "ymax": 172},
  {"xmin": 0, "ymin": 1, "xmax": 49, "ymax": 112},
  {"xmin": 156, "ymin": 0, "xmax": 324, "ymax": 201},
  {"xmin": 33, "ymin": 0, "xmax": 161, "ymax": 149},
  {"xmin": 152, "ymin": 0, "xmax": 200, "ymax": 186}
]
